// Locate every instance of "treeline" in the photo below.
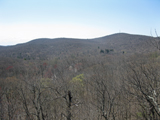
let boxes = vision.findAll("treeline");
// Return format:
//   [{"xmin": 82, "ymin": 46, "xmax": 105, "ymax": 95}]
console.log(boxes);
[{"xmin": 0, "ymin": 52, "xmax": 160, "ymax": 120}]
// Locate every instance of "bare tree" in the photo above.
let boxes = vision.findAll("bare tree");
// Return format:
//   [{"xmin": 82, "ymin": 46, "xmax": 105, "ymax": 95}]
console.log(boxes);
[
  {"xmin": 88, "ymin": 62, "xmax": 122, "ymax": 120},
  {"xmin": 124, "ymin": 57, "xmax": 160, "ymax": 119},
  {"xmin": 148, "ymin": 30, "xmax": 160, "ymax": 51}
]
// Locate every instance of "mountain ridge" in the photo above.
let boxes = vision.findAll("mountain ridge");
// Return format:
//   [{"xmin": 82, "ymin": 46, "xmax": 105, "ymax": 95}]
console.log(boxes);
[{"xmin": 0, "ymin": 33, "xmax": 156, "ymax": 60}]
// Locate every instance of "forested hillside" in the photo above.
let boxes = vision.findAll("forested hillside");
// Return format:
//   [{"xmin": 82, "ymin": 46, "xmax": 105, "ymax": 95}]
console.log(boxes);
[
  {"xmin": 0, "ymin": 33, "xmax": 160, "ymax": 120},
  {"xmin": 0, "ymin": 33, "xmax": 156, "ymax": 60}
]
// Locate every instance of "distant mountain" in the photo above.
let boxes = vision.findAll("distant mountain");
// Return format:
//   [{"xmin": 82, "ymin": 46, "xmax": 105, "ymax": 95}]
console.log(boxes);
[
  {"xmin": 0, "ymin": 33, "xmax": 157, "ymax": 60},
  {"xmin": 93, "ymin": 33, "xmax": 156, "ymax": 53}
]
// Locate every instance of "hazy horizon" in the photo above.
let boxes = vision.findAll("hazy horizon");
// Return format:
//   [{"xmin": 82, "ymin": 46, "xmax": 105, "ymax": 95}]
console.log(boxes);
[{"xmin": 0, "ymin": 0, "xmax": 160, "ymax": 45}]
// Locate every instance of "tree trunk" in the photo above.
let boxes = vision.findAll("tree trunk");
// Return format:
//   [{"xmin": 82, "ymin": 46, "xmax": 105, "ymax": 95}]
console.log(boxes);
[
  {"xmin": 67, "ymin": 91, "xmax": 72, "ymax": 120},
  {"xmin": 0, "ymin": 95, "xmax": 4, "ymax": 120}
]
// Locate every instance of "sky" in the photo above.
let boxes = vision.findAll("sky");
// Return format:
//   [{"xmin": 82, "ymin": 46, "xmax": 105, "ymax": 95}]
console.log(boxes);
[{"xmin": 0, "ymin": 0, "xmax": 160, "ymax": 46}]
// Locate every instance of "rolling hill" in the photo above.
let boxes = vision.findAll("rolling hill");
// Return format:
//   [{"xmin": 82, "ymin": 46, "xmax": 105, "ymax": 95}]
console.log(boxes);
[{"xmin": 0, "ymin": 33, "xmax": 157, "ymax": 60}]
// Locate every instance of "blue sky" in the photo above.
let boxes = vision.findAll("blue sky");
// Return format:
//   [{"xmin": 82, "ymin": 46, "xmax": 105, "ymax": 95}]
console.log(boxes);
[{"xmin": 0, "ymin": 0, "xmax": 160, "ymax": 45}]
